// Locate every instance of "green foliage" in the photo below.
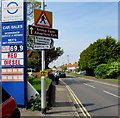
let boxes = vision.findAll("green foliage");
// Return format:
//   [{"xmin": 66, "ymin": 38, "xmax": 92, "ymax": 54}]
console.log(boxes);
[
  {"xmin": 62, "ymin": 67, "xmax": 67, "ymax": 71},
  {"xmin": 74, "ymin": 68, "xmax": 80, "ymax": 72},
  {"xmin": 95, "ymin": 62, "xmax": 120, "ymax": 79},
  {"xmin": 107, "ymin": 62, "xmax": 120, "ymax": 79},
  {"xmin": 27, "ymin": 47, "xmax": 64, "ymax": 70},
  {"xmin": 28, "ymin": 76, "xmax": 35, "ymax": 83},
  {"xmin": 28, "ymin": 58, "xmax": 41, "ymax": 72},
  {"xmin": 28, "ymin": 76, "xmax": 52, "ymax": 111},
  {"xmin": 28, "ymin": 76, "xmax": 52, "ymax": 93},
  {"xmin": 78, "ymin": 36, "xmax": 120, "ymax": 75},
  {"xmin": 27, "ymin": 94, "xmax": 41, "ymax": 111},
  {"xmin": 45, "ymin": 47, "xmax": 64, "ymax": 68},
  {"xmin": 94, "ymin": 64, "xmax": 110, "ymax": 79},
  {"xmin": 28, "ymin": 77, "xmax": 41, "ymax": 93}
]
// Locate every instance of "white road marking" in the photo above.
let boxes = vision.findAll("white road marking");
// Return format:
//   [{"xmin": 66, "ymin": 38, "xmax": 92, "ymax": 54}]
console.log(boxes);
[
  {"xmin": 103, "ymin": 90, "xmax": 120, "ymax": 98},
  {"xmin": 60, "ymin": 79, "xmax": 92, "ymax": 118},
  {"xmin": 84, "ymin": 83, "xmax": 95, "ymax": 88},
  {"xmin": 79, "ymin": 77, "xmax": 119, "ymax": 88}
]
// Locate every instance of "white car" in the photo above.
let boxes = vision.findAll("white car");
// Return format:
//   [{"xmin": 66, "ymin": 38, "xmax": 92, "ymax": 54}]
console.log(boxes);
[
  {"xmin": 27, "ymin": 68, "xmax": 36, "ymax": 76},
  {"xmin": 77, "ymin": 71, "xmax": 86, "ymax": 74}
]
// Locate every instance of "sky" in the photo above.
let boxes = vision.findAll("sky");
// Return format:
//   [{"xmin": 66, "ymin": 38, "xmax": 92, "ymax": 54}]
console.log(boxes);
[
  {"xmin": 0, "ymin": 0, "xmax": 118, "ymax": 68},
  {"xmin": 41, "ymin": 1, "xmax": 118, "ymax": 68}
]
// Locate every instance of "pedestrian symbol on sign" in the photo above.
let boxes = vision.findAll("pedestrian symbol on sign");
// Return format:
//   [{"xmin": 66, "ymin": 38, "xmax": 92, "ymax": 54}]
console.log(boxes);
[
  {"xmin": 40, "ymin": 14, "xmax": 46, "ymax": 24},
  {"xmin": 36, "ymin": 13, "xmax": 50, "ymax": 27}
]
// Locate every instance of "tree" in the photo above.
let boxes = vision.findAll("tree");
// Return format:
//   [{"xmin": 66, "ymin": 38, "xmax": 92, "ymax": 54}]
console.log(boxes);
[
  {"xmin": 78, "ymin": 36, "xmax": 120, "ymax": 75},
  {"xmin": 45, "ymin": 47, "xmax": 64, "ymax": 68},
  {"xmin": 28, "ymin": 47, "xmax": 64, "ymax": 71},
  {"xmin": 94, "ymin": 62, "xmax": 120, "ymax": 79}
]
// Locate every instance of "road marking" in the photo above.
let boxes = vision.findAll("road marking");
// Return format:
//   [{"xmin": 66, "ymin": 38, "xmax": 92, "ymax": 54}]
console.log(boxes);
[
  {"xmin": 79, "ymin": 77, "xmax": 119, "ymax": 88},
  {"xmin": 60, "ymin": 79, "xmax": 92, "ymax": 118},
  {"xmin": 84, "ymin": 83, "xmax": 95, "ymax": 88},
  {"xmin": 103, "ymin": 90, "xmax": 120, "ymax": 99}
]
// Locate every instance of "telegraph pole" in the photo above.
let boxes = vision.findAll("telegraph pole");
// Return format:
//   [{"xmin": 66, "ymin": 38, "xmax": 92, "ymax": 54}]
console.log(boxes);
[
  {"xmin": 41, "ymin": 0, "xmax": 46, "ymax": 114},
  {"xmin": 67, "ymin": 55, "xmax": 69, "ymax": 64}
]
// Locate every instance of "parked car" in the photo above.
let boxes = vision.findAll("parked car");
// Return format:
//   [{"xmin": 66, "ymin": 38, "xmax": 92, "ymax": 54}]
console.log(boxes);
[
  {"xmin": 77, "ymin": 71, "xmax": 86, "ymax": 75},
  {"xmin": 27, "ymin": 68, "xmax": 36, "ymax": 76},
  {"xmin": 59, "ymin": 72, "xmax": 66, "ymax": 78},
  {"xmin": 1, "ymin": 86, "xmax": 20, "ymax": 118}
]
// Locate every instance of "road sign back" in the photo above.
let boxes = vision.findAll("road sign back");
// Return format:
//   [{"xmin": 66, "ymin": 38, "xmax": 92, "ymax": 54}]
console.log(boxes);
[{"xmin": 34, "ymin": 9, "xmax": 52, "ymax": 28}]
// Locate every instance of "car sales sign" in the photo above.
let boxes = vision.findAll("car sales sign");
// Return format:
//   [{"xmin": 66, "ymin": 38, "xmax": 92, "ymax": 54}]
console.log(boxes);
[{"xmin": 2, "ymin": 22, "xmax": 24, "ymax": 45}]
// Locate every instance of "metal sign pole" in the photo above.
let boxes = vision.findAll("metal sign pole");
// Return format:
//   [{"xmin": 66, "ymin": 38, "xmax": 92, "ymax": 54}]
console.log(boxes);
[
  {"xmin": 41, "ymin": 0, "xmax": 46, "ymax": 114},
  {"xmin": 41, "ymin": 50, "xmax": 46, "ymax": 114}
]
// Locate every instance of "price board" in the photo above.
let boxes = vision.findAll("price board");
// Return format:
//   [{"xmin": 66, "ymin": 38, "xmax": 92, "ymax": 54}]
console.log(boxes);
[{"xmin": 1, "ymin": 0, "xmax": 27, "ymax": 106}]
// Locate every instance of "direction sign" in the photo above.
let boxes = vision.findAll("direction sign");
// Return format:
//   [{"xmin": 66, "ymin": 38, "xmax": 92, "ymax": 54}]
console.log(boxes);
[
  {"xmin": 28, "ymin": 25, "xmax": 58, "ymax": 39},
  {"xmin": 34, "ymin": 44, "xmax": 50, "ymax": 50},
  {"xmin": 35, "ymin": 36, "xmax": 51, "ymax": 45}
]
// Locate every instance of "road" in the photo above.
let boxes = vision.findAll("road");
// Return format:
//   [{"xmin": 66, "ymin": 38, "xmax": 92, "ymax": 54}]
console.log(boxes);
[{"xmin": 60, "ymin": 75, "xmax": 120, "ymax": 118}]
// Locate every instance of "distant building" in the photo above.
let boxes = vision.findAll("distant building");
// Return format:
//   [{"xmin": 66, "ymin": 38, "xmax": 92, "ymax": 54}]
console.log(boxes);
[
  {"xmin": 67, "ymin": 62, "xmax": 78, "ymax": 72},
  {"xmin": 58, "ymin": 62, "xmax": 79, "ymax": 72}
]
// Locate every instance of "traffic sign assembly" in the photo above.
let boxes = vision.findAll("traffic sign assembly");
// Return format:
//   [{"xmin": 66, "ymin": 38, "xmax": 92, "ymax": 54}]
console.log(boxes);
[{"xmin": 32, "ymin": 7, "xmax": 58, "ymax": 114}]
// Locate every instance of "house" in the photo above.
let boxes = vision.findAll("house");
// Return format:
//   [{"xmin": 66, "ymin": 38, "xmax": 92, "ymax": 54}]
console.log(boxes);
[
  {"xmin": 58, "ymin": 62, "xmax": 79, "ymax": 72},
  {"xmin": 67, "ymin": 62, "xmax": 78, "ymax": 72}
]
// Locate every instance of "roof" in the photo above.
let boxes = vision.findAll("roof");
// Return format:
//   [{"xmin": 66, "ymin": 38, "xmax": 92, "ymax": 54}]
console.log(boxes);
[{"xmin": 58, "ymin": 62, "xmax": 78, "ymax": 68}]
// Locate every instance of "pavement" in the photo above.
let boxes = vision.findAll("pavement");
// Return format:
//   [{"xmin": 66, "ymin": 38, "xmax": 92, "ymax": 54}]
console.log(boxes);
[{"xmin": 20, "ymin": 81, "xmax": 80, "ymax": 118}]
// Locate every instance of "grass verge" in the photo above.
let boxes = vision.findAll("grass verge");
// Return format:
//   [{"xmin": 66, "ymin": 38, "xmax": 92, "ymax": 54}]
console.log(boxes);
[
  {"xmin": 27, "ymin": 76, "xmax": 52, "ymax": 111},
  {"xmin": 28, "ymin": 76, "xmax": 52, "ymax": 94},
  {"xmin": 67, "ymin": 72, "xmax": 120, "ymax": 82}
]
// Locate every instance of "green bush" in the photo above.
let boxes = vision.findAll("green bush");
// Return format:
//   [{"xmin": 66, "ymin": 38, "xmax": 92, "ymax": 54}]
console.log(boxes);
[
  {"xmin": 107, "ymin": 62, "xmax": 120, "ymax": 79},
  {"xmin": 27, "ymin": 94, "xmax": 41, "ymax": 111},
  {"xmin": 94, "ymin": 64, "xmax": 110, "ymax": 79},
  {"xmin": 95, "ymin": 62, "xmax": 120, "ymax": 79},
  {"xmin": 27, "ymin": 77, "xmax": 52, "ymax": 111}
]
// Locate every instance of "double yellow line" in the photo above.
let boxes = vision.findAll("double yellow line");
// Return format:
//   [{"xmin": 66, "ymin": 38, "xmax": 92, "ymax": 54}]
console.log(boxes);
[{"xmin": 60, "ymin": 79, "xmax": 92, "ymax": 118}]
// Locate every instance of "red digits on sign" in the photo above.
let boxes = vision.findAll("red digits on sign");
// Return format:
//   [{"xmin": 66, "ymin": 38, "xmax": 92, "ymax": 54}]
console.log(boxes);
[
  {"xmin": 8, "ymin": 53, "xmax": 17, "ymax": 58},
  {"xmin": 4, "ymin": 60, "xmax": 21, "ymax": 65}
]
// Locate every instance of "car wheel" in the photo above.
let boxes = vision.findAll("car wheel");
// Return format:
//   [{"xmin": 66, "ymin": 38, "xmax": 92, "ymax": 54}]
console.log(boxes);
[{"xmin": 11, "ymin": 109, "xmax": 20, "ymax": 118}]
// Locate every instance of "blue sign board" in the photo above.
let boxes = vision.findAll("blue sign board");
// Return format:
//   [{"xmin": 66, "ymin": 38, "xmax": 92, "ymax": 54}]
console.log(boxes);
[
  {"xmin": 2, "ymin": 22, "xmax": 24, "ymax": 31},
  {"xmin": 1, "ymin": 1, "xmax": 27, "ymax": 107},
  {"xmin": 2, "ymin": 38, "xmax": 24, "ymax": 45},
  {"xmin": 2, "ymin": 22, "xmax": 24, "ymax": 45}
]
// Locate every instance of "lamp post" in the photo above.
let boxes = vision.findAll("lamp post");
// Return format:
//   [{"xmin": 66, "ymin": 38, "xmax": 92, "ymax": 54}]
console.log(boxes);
[{"xmin": 41, "ymin": 0, "xmax": 46, "ymax": 114}]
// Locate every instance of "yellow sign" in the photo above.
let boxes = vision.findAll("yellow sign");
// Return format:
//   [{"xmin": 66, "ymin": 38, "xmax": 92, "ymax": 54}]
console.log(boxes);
[
  {"xmin": 40, "ymin": 71, "xmax": 48, "ymax": 77},
  {"xmin": 34, "ymin": 9, "xmax": 52, "ymax": 28}
]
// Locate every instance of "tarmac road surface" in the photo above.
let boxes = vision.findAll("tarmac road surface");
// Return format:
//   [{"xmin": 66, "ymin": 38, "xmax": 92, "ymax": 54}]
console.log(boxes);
[{"xmin": 60, "ymin": 74, "xmax": 120, "ymax": 118}]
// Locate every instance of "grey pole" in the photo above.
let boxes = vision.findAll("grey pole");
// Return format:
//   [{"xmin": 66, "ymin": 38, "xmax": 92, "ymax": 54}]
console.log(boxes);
[
  {"xmin": 41, "ymin": 0, "xmax": 46, "ymax": 114},
  {"xmin": 41, "ymin": 50, "xmax": 46, "ymax": 114}
]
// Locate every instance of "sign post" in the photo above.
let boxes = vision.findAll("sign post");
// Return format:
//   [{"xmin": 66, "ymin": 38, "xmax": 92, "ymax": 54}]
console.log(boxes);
[
  {"xmin": 30, "ymin": 0, "xmax": 58, "ymax": 114},
  {"xmin": 41, "ymin": 0, "xmax": 46, "ymax": 114}
]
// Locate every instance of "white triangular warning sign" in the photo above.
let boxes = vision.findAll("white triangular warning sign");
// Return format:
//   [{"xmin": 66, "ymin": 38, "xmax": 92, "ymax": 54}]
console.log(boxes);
[{"xmin": 36, "ymin": 13, "xmax": 50, "ymax": 27}]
